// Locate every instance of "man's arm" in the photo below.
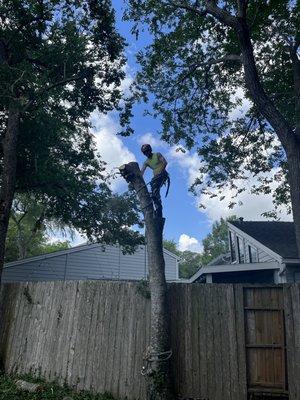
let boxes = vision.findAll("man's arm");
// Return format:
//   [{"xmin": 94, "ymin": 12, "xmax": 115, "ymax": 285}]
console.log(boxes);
[
  {"xmin": 140, "ymin": 162, "xmax": 148, "ymax": 176},
  {"xmin": 157, "ymin": 153, "xmax": 168, "ymax": 171}
]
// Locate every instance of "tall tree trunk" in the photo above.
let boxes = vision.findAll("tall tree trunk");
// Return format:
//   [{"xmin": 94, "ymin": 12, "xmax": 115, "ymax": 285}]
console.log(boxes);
[
  {"xmin": 119, "ymin": 162, "xmax": 173, "ymax": 400},
  {"xmin": 234, "ymin": 19, "xmax": 300, "ymax": 255},
  {"xmin": 206, "ymin": 4, "xmax": 300, "ymax": 255},
  {"xmin": 0, "ymin": 106, "xmax": 20, "ymax": 282},
  {"xmin": 285, "ymin": 142, "xmax": 300, "ymax": 256}
]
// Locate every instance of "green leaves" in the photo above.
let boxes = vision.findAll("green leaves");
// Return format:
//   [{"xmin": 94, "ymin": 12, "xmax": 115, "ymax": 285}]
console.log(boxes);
[
  {"xmin": 0, "ymin": 0, "xmax": 143, "ymax": 250},
  {"xmin": 123, "ymin": 0, "xmax": 299, "ymax": 215}
]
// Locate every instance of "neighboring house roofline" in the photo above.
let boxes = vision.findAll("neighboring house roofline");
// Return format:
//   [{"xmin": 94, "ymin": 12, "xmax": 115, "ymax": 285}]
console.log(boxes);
[
  {"xmin": 188, "ymin": 261, "xmax": 280, "ymax": 282},
  {"xmin": 282, "ymin": 258, "xmax": 300, "ymax": 264},
  {"xmin": 162, "ymin": 248, "xmax": 181, "ymax": 261},
  {"xmin": 4, "ymin": 242, "xmax": 180, "ymax": 269},
  {"xmin": 227, "ymin": 222, "xmax": 283, "ymax": 263},
  {"xmin": 200, "ymin": 261, "xmax": 280, "ymax": 274}
]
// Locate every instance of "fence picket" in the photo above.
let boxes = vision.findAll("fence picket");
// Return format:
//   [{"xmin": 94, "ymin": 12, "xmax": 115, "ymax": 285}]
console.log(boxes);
[{"xmin": 0, "ymin": 282, "xmax": 298, "ymax": 400}]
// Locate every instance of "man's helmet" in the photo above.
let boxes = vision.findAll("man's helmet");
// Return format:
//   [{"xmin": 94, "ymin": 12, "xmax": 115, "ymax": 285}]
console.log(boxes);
[{"xmin": 141, "ymin": 144, "xmax": 152, "ymax": 154}]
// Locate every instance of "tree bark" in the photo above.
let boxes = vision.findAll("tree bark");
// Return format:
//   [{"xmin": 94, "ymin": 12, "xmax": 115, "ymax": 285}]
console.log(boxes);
[
  {"xmin": 284, "ymin": 143, "xmax": 300, "ymax": 257},
  {"xmin": 234, "ymin": 19, "xmax": 300, "ymax": 256},
  {"xmin": 119, "ymin": 162, "xmax": 173, "ymax": 400},
  {"xmin": 205, "ymin": 3, "xmax": 300, "ymax": 256},
  {"xmin": 0, "ymin": 105, "xmax": 20, "ymax": 282}
]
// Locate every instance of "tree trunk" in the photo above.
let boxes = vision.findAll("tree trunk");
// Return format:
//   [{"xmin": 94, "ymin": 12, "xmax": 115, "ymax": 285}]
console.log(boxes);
[
  {"xmin": 119, "ymin": 162, "xmax": 173, "ymax": 400},
  {"xmin": 234, "ymin": 19, "xmax": 300, "ymax": 256},
  {"xmin": 0, "ymin": 106, "xmax": 20, "ymax": 282},
  {"xmin": 285, "ymin": 142, "xmax": 300, "ymax": 257},
  {"xmin": 206, "ymin": 5, "xmax": 300, "ymax": 255}
]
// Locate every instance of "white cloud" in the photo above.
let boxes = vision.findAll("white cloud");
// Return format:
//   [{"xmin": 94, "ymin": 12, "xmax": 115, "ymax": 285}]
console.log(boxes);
[
  {"xmin": 167, "ymin": 143, "xmax": 291, "ymax": 223},
  {"xmin": 178, "ymin": 234, "xmax": 203, "ymax": 253},
  {"xmin": 199, "ymin": 171, "xmax": 292, "ymax": 222},
  {"xmin": 47, "ymin": 229, "xmax": 86, "ymax": 247},
  {"xmin": 90, "ymin": 112, "xmax": 136, "ymax": 191},
  {"xmin": 119, "ymin": 64, "xmax": 134, "ymax": 95},
  {"xmin": 137, "ymin": 132, "xmax": 167, "ymax": 150},
  {"xmin": 229, "ymin": 87, "xmax": 252, "ymax": 121},
  {"xmin": 168, "ymin": 147, "xmax": 202, "ymax": 186}
]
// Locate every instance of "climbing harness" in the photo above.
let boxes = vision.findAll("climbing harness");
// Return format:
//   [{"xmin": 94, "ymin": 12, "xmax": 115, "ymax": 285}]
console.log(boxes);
[
  {"xmin": 149, "ymin": 171, "xmax": 170, "ymax": 198},
  {"xmin": 141, "ymin": 346, "xmax": 173, "ymax": 376}
]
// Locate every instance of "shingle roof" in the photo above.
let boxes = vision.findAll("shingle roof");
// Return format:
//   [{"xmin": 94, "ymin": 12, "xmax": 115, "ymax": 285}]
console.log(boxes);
[{"xmin": 229, "ymin": 220, "xmax": 298, "ymax": 259}]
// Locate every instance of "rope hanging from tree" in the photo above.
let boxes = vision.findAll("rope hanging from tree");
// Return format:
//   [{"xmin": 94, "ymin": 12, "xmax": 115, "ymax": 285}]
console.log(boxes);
[{"xmin": 141, "ymin": 346, "xmax": 173, "ymax": 376}]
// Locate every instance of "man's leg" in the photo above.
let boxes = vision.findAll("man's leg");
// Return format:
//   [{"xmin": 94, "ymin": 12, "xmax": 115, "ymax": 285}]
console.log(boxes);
[{"xmin": 150, "ymin": 175, "xmax": 163, "ymax": 217}]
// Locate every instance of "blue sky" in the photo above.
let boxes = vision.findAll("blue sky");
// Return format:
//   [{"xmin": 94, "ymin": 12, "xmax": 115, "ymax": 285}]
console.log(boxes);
[
  {"xmin": 107, "ymin": 0, "xmax": 212, "ymax": 251},
  {"xmin": 52, "ymin": 1, "xmax": 291, "ymax": 252}
]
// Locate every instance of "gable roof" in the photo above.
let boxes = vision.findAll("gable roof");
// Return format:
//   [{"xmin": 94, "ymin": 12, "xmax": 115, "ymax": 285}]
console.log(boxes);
[
  {"xmin": 4, "ymin": 242, "xmax": 180, "ymax": 268},
  {"xmin": 229, "ymin": 220, "xmax": 297, "ymax": 259}
]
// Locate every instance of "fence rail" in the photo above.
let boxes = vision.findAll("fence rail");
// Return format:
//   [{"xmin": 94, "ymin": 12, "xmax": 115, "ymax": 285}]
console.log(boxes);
[{"xmin": 0, "ymin": 281, "xmax": 299, "ymax": 400}]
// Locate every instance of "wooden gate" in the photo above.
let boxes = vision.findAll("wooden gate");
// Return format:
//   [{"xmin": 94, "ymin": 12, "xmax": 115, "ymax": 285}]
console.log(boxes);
[{"xmin": 243, "ymin": 286, "xmax": 288, "ymax": 399}]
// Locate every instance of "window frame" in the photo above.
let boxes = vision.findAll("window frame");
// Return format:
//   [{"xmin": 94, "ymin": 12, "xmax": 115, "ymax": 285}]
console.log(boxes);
[
  {"xmin": 237, "ymin": 236, "xmax": 245, "ymax": 263},
  {"xmin": 248, "ymin": 244, "xmax": 259, "ymax": 263},
  {"xmin": 229, "ymin": 230, "xmax": 237, "ymax": 263}
]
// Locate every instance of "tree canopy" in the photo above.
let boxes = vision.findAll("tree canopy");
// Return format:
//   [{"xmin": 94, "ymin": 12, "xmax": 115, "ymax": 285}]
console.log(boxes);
[
  {"xmin": 5, "ymin": 211, "xmax": 70, "ymax": 263},
  {"xmin": 122, "ymin": 0, "xmax": 299, "ymax": 217},
  {"xmin": 201, "ymin": 216, "xmax": 237, "ymax": 265},
  {"xmin": 0, "ymin": 0, "xmax": 144, "ymax": 260}
]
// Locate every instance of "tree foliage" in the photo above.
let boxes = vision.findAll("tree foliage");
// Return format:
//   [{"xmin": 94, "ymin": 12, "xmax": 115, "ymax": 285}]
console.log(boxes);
[
  {"xmin": 122, "ymin": 0, "xmax": 299, "ymax": 217},
  {"xmin": 0, "ymin": 0, "xmax": 144, "ymax": 254},
  {"xmin": 201, "ymin": 215, "xmax": 237, "ymax": 265},
  {"xmin": 5, "ymin": 196, "xmax": 70, "ymax": 262}
]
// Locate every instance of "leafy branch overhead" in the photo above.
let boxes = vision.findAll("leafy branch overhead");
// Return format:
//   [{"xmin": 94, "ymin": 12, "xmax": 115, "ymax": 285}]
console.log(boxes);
[{"xmin": 122, "ymin": 0, "xmax": 299, "ymax": 216}]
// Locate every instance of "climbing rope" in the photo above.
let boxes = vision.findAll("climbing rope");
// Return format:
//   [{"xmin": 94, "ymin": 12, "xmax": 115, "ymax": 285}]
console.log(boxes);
[{"xmin": 141, "ymin": 347, "xmax": 173, "ymax": 376}]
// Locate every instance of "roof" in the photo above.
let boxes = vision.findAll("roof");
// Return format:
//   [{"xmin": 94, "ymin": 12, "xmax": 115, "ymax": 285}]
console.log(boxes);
[
  {"xmin": 4, "ymin": 242, "xmax": 180, "ymax": 268},
  {"xmin": 229, "ymin": 220, "xmax": 298, "ymax": 259},
  {"xmin": 207, "ymin": 252, "xmax": 231, "ymax": 266},
  {"xmin": 183, "ymin": 260, "xmax": 281, "ymax": 283}
]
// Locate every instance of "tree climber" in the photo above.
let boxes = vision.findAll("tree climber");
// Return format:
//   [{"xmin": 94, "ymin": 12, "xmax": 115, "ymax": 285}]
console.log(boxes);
[{"xmin": 140, "ymin": 144, "xmax": 170, "ymax": 218}]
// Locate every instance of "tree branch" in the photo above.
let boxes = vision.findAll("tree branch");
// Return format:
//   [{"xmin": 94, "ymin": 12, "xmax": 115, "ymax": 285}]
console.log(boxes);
[
  {"xmin": 176, "ymin": 54, "xmax": 242, "ymax": 84},
  {"xmin": 236, "ymin": 0, "xmax": 248, "ymax": 18},
  {"xmin": 205, "ymin": 0, "xmax": 237, "ymax": 27},
  {"xmin": 164, "ymin": 1, "xmax": 207, "ymax": 16},
  {"xmin": 234, "ymin": 19, "xmax": 294, "ymax": 147},
  {"xmin": 44, "ymin": 75, "xmax": 85, "ymax": 93},
  {"xmin": 23, "ymin": 74, "xmax": 85, "ymax": 111}
]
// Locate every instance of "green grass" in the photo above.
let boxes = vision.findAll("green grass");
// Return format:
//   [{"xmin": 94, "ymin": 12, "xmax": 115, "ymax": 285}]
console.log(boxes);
[{"xmin": 0, "ymin": 373, "xmax": 117, "ymax": 400}]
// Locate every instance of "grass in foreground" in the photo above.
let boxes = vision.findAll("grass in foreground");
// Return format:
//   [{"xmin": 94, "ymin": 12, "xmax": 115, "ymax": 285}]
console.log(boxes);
[{"xmin": 0, "ymin": 373, "xmax": 117, "ymax": 400}]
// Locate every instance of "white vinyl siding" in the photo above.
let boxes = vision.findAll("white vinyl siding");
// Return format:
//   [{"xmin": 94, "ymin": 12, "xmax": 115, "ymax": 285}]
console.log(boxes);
[
  {"xmin": 237, "ymin": 236, "xmax": 245, "ymax": 263},
  {"xmin": 229, "ymin": 231, "xmax": 237, "ymax": 262},
  {"xmin": 228, "ymin": 229, "xmax": 277, "ymax": 265}
]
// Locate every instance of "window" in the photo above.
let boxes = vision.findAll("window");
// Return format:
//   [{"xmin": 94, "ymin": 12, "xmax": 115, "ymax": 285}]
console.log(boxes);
[
  {"xmin": 237, "ymin": 236, "xmax": 245, "ymax": 263},
  {"xmin": 248, "ymin": 245, "xmax": 258, "ymax": 263},
  {"xmin": 229, "ymin": 231, "xmax": 236, "ymax": 262}
]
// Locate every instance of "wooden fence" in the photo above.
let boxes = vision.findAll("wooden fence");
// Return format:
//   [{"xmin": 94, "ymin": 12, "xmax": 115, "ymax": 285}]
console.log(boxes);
[{"xmin": 0, "ymin": 281, "xmax": 299, "ymax": 400}]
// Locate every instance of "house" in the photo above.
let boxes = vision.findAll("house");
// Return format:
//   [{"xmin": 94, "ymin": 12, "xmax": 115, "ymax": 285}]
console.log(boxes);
[
  {"xmin": 2, "ymin": 243, "xmax": 179, "ymax": 283},
  {"xmin": 189, "ymin": 220, "xmax": 300, "ymax": 284}
]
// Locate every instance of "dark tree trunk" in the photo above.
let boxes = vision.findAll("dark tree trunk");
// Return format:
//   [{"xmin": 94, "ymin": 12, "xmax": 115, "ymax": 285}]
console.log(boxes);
[
  {"xmin": 206, "ymin": 3, "xmax": 300, "ymax": 256},
  {"xmin": 285, "ymin": 143, "xmax": 300, "ymax": 256},
  {"xmin": 119, "ymin": 162, "xmax": 173, "ymax": 400},
  {"xmin": 234, "ymin": 19, "xmax": 300, "ymax": 256},
  {"xmin": 0, "ymin": 106, "xmax": 20, "ymax": 282}
]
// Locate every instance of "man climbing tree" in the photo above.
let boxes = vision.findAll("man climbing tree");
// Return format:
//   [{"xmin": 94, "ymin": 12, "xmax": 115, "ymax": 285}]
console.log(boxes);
[
  {"xmin": 122, "ymin": 0, "xmax": 300, "ymax": 254},
  {"xmin": 141, "ymin": 144, "xmax": 170, "ymax": 218},
  {"xmin": 119, "ymin": 161, "xmax": 173, "ymax": 400}
]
